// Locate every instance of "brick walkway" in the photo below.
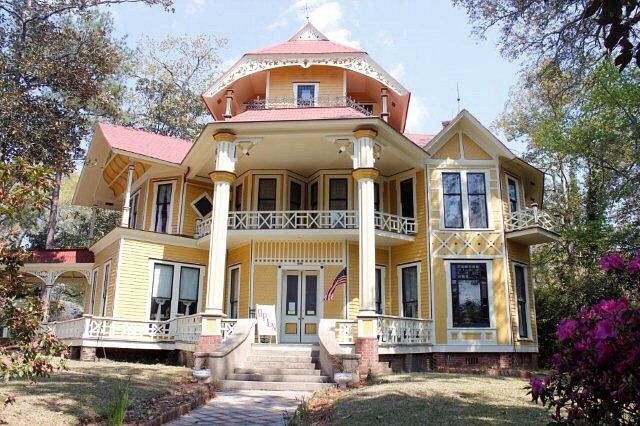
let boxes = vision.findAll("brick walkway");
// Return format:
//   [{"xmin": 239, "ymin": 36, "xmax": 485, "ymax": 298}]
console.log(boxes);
[{"xmin": 166, "ymin": 390, "xmax": 311, "ymax": 425}]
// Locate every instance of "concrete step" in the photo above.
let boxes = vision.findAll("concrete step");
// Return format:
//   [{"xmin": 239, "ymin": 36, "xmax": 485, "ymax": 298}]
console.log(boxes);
[
  {"xmin": 249, "ymin": 360, "xmax": 317, "ymax": 369},
  {"xmin": 251, "ymin": 344, "xmax": 319, "ymax": 353},
  {"xmin": 235, "ymin": 367, "xmax": 321, "ymax": 376},
  {"xmin": 247, "ymin": 355, "xmax": 315, "ymax": 363},
  {"xmin": 219, "ymin": 379, "xmax": 331, "ymax": 392},
  {"xmin": 228, "ymin": 373, "xmax": 329, "ymax": 383}
]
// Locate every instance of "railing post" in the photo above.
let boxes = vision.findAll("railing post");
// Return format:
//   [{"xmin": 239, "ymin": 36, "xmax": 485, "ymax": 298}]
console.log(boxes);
[{"xmin": 82, "ymin": 315, "xmax": 92, "ymax": 338}]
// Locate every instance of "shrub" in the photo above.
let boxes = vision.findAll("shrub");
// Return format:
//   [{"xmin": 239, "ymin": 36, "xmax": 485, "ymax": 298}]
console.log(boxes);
[
  {"xmin": 528, "ymin": 298, "xmax": 640, "ymax": 424},
  {"xmin": 105, "ymin": 380, "xmax": 130, "ymax": 426}
]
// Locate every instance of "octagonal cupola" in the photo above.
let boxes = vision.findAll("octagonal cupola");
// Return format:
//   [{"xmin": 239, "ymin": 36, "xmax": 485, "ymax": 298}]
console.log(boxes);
[{"xmin": 201, "ymin": 22, "xmax": 411, "ymax": 132}]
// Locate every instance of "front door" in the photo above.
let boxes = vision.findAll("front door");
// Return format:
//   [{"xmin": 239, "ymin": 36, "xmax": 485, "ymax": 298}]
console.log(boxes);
[{"xmin": 281, "ymin": 270, "xmax": 320, "ymax": 343}]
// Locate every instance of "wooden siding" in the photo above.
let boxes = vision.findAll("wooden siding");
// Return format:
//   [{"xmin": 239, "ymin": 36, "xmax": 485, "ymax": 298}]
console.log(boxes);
[
  {"xmin": 183, "ymin": 180, "xmax": 213, "ymax": 236},
  {"xmin": 324, "ymin": 264, "xmax": 345, "ymax": 318},
  {"xmin": 432, "ymin": 135, "xmax": 461, "ymax": 159},
  {"xmin": 268, "ymin": 66, "xmax": 344, "ymax": 100},
  {"xmin": 252, "ymin": 265, "xmax": 278, "ymax": 306},
  {"xmin": 227, "ymin": 244, "xmax": 251, "ymax": 317},
  {"xmin": 93, "ymin": 240, "xmax": 120, "ymax": 317},
  {"xmin": 462, "ymin": 133, "xmax": 491, "ymax": 159}
]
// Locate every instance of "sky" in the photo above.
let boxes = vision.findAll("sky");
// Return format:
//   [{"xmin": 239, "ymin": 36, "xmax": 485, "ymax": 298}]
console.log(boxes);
[{"xmin": 106, "ymin": 0, "xmax": 523, "ymax": 152}]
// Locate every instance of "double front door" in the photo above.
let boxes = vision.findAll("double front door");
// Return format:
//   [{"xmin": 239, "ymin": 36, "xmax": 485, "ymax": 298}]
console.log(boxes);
[{"xmin": 280, "ymin": 270, "xmax": 321, "ymax": 343}]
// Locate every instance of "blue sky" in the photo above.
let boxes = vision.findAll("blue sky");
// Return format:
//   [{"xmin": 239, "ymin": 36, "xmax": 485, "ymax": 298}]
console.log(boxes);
[{"xmin": 106, "ymin": 0, "xmax": 523, "ymax": 152}]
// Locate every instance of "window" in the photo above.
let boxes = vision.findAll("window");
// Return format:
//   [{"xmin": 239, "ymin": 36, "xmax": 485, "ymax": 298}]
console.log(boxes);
[
  {"xmin": 227, "ymin": 266, "xmax": 240, "ymax": 319},
  {"xmin": 399, "ymin": 178, "xmax": 414, "ymax": 218},
  {"xmin": 153, "ymin": 182, "xmax": 173, "ymax": 233},
  {"xmin": 507, "ymin": 177, "xmax": 519, "ymax": 212},
  {"xmin": 441, "ymin": 171, "xmax": 489, "ymax": 229},
  {"xmin": 100, "ymin": 262, "xmax": 110, "ymax": 316},
  {"xmin": 149, "ymin": 261, "xmax": 202, "ymax": 320},
  {"xmin": 514, "ymin": 264, "xmax": 529, "ymax": 338},
  {"xmin": 305, "ymin": 275, "xmax": 317, "ymax": 315},
  {"xmin": 399, "ymin": 264, "xmax": 418, "ymax": 318},
  {"xmin": 374, "ymin": 182, "xmax": 381, "ymax": 212},
  {"xmin": 442, "ymin": 172, "xmax": 463, "ymax": 228},
  {"xmin": 289, "ymin": 181, "xmax": 302, "ymax": 210},
  {"xmin": 309, "ymin": 181, "xmax": 318, "ymax": 210},
  {"xmin": 450, "ymin": 263, "xmax": 490, "ymax": 328},
  {"xmin": 294, "ymin": 83, "xmax": 317, "ymax": 107},
  {"xmin": 191, "ymin": 193, "xmax": 213, "ymax": 218},
  {"xmin": 375, "ymin": 266, "xmax": 385, "ymax": 314},
  {"xmin": 234, "ymin": 184, "xmax": 243, "ymax": 211},
  {"xmin": 128, "ymin": 191, "xmax": 139, "ymax": 229},
  {"xmin": 178, "ymin": 266, "xmax": 199, "ymax": 316},
  {"xmin": 257, "ymin": 178, "xmax": 277, "ymax": 211},
  {"xmin": 329, "ymin": 178, "xmax": 348, "ymax": 210},
  {"xmin": 89, "ymin": 268, "xmax": 98, "ymax": 315}
]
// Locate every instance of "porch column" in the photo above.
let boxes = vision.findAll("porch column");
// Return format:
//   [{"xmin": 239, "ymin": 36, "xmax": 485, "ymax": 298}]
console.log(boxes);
[
  {"xmin": 40, "ymin": 272, "xmax": 54, "ymax": 324},
  {"xmin": 200, "ymin": 131, "xmax": 236, "ymax": 352},
  {"xmin": 352, "ymin": 128, "xmax": 380, "ymax": 378},
  {"xmin": 120, "ymin": 164, "xmax": 135, "ymax": 228}
]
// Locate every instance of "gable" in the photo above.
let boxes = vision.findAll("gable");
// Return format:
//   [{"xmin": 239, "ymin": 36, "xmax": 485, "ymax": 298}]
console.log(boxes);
[
  {"xmin": 431, "ymin": 135, "xmax": 461, "ymax": 159},
  {"xmin": 461, "ymin": 133, "xmax": 492, "ymax": 160}
]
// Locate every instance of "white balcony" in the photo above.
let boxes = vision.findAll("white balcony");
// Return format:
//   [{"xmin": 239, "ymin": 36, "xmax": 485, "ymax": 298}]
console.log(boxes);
[
  {"xmin": 194, "ymin": 210, "xmax": 417, "ymax": 244},
  {"xmin": 504, "ymin": 205, "xmax": 560, "ymax": 245}
]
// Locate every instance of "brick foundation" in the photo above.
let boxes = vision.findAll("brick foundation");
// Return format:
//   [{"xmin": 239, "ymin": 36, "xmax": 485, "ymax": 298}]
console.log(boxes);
[
  {"xmin": 433, "ymin": 352, "xmax": 537, "ymax": 375},
  {"xmin": 177, "ymin": 350, "xmax": 195, "ymax": 367},
  {"xmin": 355, "ymin": 337, "xmax": 379, "ymax": 378},
  {"xmin": 80, "ymin": 346, "xmax": 96, "ymax": 362},
  {"xmin": 195, "ymin": 335, "xmax": 222, "ymax": 353}
]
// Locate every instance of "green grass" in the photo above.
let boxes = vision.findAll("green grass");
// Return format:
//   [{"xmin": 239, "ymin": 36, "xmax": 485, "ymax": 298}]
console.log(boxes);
[
  {"xmin": 0, "ymin": 359, "xmax": 191, "ymax": 425},
  {"xmin": 329, "ymin": 373, "xmax": 548, "ymax": 425}
]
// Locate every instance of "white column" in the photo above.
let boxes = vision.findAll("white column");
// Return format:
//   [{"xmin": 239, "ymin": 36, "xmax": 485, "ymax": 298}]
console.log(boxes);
[
  {"xmin": 224, "ymin": 90, "xmax": 234, "ymax": 120},
  {"xmin": 352, "ymin": 129, "xmax": 379, "ymax": 318},
  {"xmin": 120, "ymin": 164, "xmax": 135, "ymax": 227},
  {"xmin": 380, "ymin": 88, "xmax": 389, "ymax": 122},
  {"xmin": 205, "ymin": 133, "xmax": 237, "ymax": 317}
]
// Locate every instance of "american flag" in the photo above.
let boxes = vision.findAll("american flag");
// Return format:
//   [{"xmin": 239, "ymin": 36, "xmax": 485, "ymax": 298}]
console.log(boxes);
[{"xmin": 324, "ymin": 267, "xmax": 347, "ymax": 301}]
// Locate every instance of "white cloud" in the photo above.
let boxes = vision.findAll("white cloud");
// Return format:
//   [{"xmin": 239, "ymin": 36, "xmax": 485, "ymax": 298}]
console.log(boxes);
[
  {"xmin": 405, "ymin": 96, "xmax": 430, "ymax": 133},
  {"xmin": 389, "ymin": 63, "xmax": 405, "ymax": 81},
  {"xmin": 184, "ymin": 0, "xmax": 205, "ymax": 16},
  {"xmin": 376, "ymin": 30, "xmax": 395, "ymax": 48}
]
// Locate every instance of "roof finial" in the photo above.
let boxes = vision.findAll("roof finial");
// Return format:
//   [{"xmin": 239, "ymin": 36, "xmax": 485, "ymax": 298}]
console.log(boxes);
[
  {"xmin": 304, "ymin": 2, "xmax": 310, "ymax": 22},
  {"xmin": 456, "ymin": 82, "xmax": 462, "ymax": 113}
]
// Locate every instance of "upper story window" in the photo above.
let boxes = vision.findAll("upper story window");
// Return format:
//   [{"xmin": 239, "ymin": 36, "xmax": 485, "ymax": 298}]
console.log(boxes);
[
  {"xmin": 128, "ymin": 191, "xmax": 139, "ymax": 229},
  {"xmin": 153, "ymin": 182, "xmax": 173, "ymax": 233},
  {"xmin": 257, "ymin": 178, "xmax": 277, "ymax": 211},
  {"xmin": 374, "ymin": 182, "xmax": 381, "ymax": 212},
  {"xmin": 399, "ymin": 178, "xmax": 414, "ymax": 218},
  {"xmin": 192, "ymin": 193, "xmax": 213, "ymax": 218},
  {"xmin": 294, "ymin": 83, "xmax": 318, "ymax": 107},
  {"xmin": 507, "ymin": 176, "xmax": 519, "ymax": 212},
  {"xmin": 328, "ymin": 178, "xmax": 348, "ymax": 210},
  {"xmin": 442, "ymin": 171, "xmax": 489, "ymax": 229},
  {"xmin": 309, "ymin": 181, "xmax": 319, "ymax": 210},
  {"xmin": 289, "ymin": 180, "xmax": 303, "ymax": 210}
]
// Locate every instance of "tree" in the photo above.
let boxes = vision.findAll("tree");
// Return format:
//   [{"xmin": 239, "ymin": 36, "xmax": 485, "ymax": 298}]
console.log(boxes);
[
  {"xmin": 118, "ymin": 34, "xmax": 228, "ymax": 140},
  {"xmin": 452, "ymin": 0, "xmax": 640, "ymax": 72}
]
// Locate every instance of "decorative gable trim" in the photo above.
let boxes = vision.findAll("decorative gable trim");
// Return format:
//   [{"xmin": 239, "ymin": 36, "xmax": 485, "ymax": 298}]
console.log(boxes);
[{"xmin": 289, "ymin": 22, "xmax": 328, "ymax": 41}]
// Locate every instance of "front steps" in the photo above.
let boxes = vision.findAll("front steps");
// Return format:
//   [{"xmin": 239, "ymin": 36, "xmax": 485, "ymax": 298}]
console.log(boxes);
[{"xmin": 218, "ymin": 343, "xmax": 332, "ymax": 391}]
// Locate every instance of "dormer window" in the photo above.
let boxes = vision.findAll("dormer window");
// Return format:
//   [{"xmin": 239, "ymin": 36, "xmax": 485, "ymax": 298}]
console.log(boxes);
[{"xmin": 294, "ymin": 83, "xmax": 318, "ymax": 107}]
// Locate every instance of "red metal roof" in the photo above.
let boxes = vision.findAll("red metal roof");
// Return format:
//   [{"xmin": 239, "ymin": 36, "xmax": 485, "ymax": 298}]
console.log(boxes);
[
  {"xmin": 404, "ymin": 133, "xmax": 435, "ymax": 149},
  {"xmin": 227, "ymin": 107, "xmax": 369, "ymax": 122},
  {"xmin": 98, "ymin": 122, "xmax": 192, "ymax": 164},
  {"xmin": 251, "ymin": 40, "xmax": 362, "ymax": 55},
  {"xmin": 27, "ymin": 249, "xmax": 94, "ymax": 264}
]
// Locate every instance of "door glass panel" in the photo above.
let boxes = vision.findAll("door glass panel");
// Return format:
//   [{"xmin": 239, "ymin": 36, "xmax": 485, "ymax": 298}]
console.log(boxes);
[
  {"xmin": 229, "ymin": 268, "xmax": 239, "ymax": 319},
  {"xmin": 401, "ymin": 266, "xmax": 418, "ymax": 318},
  {"xmin": 286, "ymin": 275, "xmax": 298, "ymax": 316},
  {"xmin": 375, "ymin": 268, "xmax": 383, "ymax": 314},
  {"xmin": 305, "ymin": 275, "xmax": 317, "ymax": 315}
]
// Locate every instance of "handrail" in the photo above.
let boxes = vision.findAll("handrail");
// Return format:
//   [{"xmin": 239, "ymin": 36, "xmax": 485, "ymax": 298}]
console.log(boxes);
[
  {"xmin": 244, "ymin": 95, "xmax": 374, "ymax": 116},
  {"xmin": 505, "ymin": 205, "xmax": 559, "ymax": 233},
  {"xmin": 194, "ymin": 210, "xmax": 417, "ymax": 238}
]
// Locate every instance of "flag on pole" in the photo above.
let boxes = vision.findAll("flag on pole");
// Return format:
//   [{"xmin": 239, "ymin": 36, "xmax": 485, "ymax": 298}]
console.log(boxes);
[{"xmin": 324, "ymin": 267, "xmax": 347, "ymax": 301}]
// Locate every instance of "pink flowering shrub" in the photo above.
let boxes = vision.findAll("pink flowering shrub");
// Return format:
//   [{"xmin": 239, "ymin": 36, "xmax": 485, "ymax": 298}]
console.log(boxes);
[
  {"xmin": 599, "ymin": 250, "xmax": 640, "ymax": 275},
  {"xmin": 528, "ymin": 298, "xmax": 640, "ymax": 423}
]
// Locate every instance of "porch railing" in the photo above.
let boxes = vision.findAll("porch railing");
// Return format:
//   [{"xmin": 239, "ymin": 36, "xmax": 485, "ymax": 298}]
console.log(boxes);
[
  {"xmin": 171, "ymin": 314, "xmax": 202, "ymax": 344},
  {"xmin": 505, "ymin": 205, "xmax": 559, "ymax": 233},
  {"xmin": 377, "ymin": 316, "xmax": 433, "ymax": 346},
  {"xmin": 244, "ymin": 95, "xmax": 374, "ymax": 116},
  {"xmin": 195, "ymin": 210, "xmax": 416, "ymax": 239},
  {"xmin": 85, "ymin": 316, "xmax": 172, "ymax": 341},
  {"xmin": 335, "ymin": 319, "xmax": 357, "ymax": 344}
]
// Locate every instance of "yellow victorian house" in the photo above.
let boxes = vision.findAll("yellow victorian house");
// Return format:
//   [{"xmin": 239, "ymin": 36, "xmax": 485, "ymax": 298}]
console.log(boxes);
[{"xmin": 23, "ymin": 23, "xmax": 558, "ymax": 390}]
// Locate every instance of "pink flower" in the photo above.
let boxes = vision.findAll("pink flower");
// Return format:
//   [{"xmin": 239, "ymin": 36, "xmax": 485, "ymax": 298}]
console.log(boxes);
[
  {"xmin": 556, "ymin": 319, "xmax": 578, "ymax": 341},
  {"xmin": 530, "ymin": 375, "xmax": 548, "ymax": 396},
  {"xmin": 599, "ymin": 252, "xmax": 626, "ymax": 272},
  {"xmin": 594, "ymin": 298, "xmax": 628, "ymax": 315},
  {"xmin": 628, "ymin": 251, "xmax": 640, "ymax": 275},
  {"xmin": 594, "ymin": 318, "xmax": 617, "ymax": 341}
]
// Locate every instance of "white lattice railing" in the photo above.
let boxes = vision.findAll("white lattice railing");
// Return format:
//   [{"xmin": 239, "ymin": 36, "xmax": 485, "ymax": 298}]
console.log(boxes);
[
  {"xmin": 221, "ymin": 319, "xmax": 238, "ymax": 342},
  {"xmin": 170, "ymin": 314, "xmax": 202, "ymax": 344},
  {"xmin": 505, "ymin": 205, "xmax": 559, "ymax": 233},
  {"xmin": 195, "ymin": 210, "xmax": 416, "ymax": 238},
  {"xmin": 334, "ymin": 319, "xmax": 357, "ymax": 344},
  {"xmin": 377, "ymin": 316, "xmax": 433, "ymax": 346},
  {"xmin": 48, "ymin": 317, "xmax": 86, "ymax": 339},
  {"xmin": 244, "ymin": 95, "xmax": 374, "ymax": 116},
  {"xmin": 86, "ymin": 316, "xmax": 172, "ymax": 341}
]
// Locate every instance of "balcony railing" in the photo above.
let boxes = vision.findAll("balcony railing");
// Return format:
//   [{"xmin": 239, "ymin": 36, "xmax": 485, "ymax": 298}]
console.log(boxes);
[
  {"xmin": 504, "ymin": 205, "xmax": 560, "ymax": 234},
  {"xmin": 333, "ymin": 316, "xmax": 433, "ymax": 346},
  {"xmin": 244, "ymin": 95, "xmax": 374, "ymax": 116},
  {"xmin": 194, "ymin": 210, "xmax": 417, "ymax": 239}
]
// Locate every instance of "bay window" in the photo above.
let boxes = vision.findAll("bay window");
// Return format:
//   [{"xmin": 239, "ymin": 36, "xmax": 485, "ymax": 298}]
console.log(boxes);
[
  {"xmin": 449, "ymin": 262, "xmax": 490, "ymax": 328},
  {"xmin": 149, "ymin": 261, "xmax": 202, "ymax": 321},
  {"xmin": 441, "ymin": 171, "xmax": 489, "ymax": 229}
]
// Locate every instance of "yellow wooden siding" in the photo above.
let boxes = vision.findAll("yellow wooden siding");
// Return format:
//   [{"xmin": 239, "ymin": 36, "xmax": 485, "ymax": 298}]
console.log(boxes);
[
  {"xmin": 268, "ymin": 66, "xmax": 344, "ymax": 100},
  {"xmin": 462, "ymin": 133, "xmax": 492, "ymax": 159},
  {"xmin": 324, "ymin": 264, "xmax": 345, "ymax": 318},
  {"xmin": 93, "ymin": 240, "xmax": 120, "ymax": 317},
  {"xmin": 183, "ymin": 181, "xmax": 213, "ymax": 236},
  {"xmin": 388, "ymin": 179, "xmax": 397, "ymax": 214},
  {"xmin": 347, "ymin": 243, "xmax": 359, "ymax": 319},
  {"xmin": 227, "ymin": 244, "xmax": 251, "ymax": 317},
  {"xmin": 252, "ymin": 265, "xmax": 278, "ymax": 306},
  {"xmin": 114, "ymin": 239, "xmax": 208, "ymax": 319},
  {"xmin": 131, "ymin": 182, "xmax": 147, "ymax": 230},
  {"xmin": 432, "ymin": 135, "xmax": 461, "ymax": 159}
]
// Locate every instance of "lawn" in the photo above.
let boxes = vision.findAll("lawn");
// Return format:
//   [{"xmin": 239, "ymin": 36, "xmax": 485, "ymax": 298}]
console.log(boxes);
[
  {"xmin": 0, "ymin": 359, "xmax": 192, "ymax": 425},
  {"xmin": 324, "ymin": 373, "xmax": 548, "ymax": 425}
]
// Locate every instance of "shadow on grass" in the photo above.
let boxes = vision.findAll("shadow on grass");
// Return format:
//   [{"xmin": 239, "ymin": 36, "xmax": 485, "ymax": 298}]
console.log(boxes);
[{"xmin": 330, "ymin": 388, "xmax": 548, "ymax": 425}]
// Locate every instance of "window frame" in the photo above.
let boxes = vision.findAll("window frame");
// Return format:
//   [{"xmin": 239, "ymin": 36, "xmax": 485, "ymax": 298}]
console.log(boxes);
[
  {"xmin": 512, "ymin": 262, "xmax": 532, "ymax": 339},
  {"xmin": 308, "ymin": 179, "xmax": 319, "ymax": 210},
  {"xmin": 147, "ymin": 259, "xmax": 204, "ymax": 320},
  {"xmin": 396, "ymin": 173, "xmax": 416, "ymax": 219},
  {"xmin": 444, "ymin": 259, "xmax": 494, "ymax": 329},
  {"xmin": 506, "ymin": 175, "xmax": 521, "ymax": 213},
  {"xmin": 234, "ymin": 183, "xmax": 243, "ymax": 211},
  {"xmin": 128, "ymin": 189, "xmax": 140, "ymax": 229},
  {"xmin": 287, "ymin": 178, "xmax": 305, "ymax": 210},
  {"xmin": 439, "ymin": 170, "xmax": 491, "ymax": 230},
  {"xmin": 151, "ymin": 180, "xmax": 175, "ymax": 234},
  {"xmin": 328, "ymin": 177, "xmax": 349, "ymax": 210},
  {"xmin": 397, "ymin": 262, "xmax": 420, "ymax": 318},
  {"xmin": 227, "ymin": 265, "xmax": 241, "ymax": 319},
  {"xmin": 99, "ymin": 261, "xmax": 111, "ymax": 317},
  {"xmin": 190, "ymin": 192, "xmax": 213, "ymax": 219},
  {"xmin": 375, "ymin": 265, "xmax": 386, "ymax": 315},
  {"xmin": 293, "ymin": 82, "xmax": 319, "ymax": 107},
  {"xmin": 89, "ymin": 267, "xmax": 98, "ymax": 315},
  {"xmin": 252, "ymin": 175, "xmax": 281, "ymax": 211}
]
